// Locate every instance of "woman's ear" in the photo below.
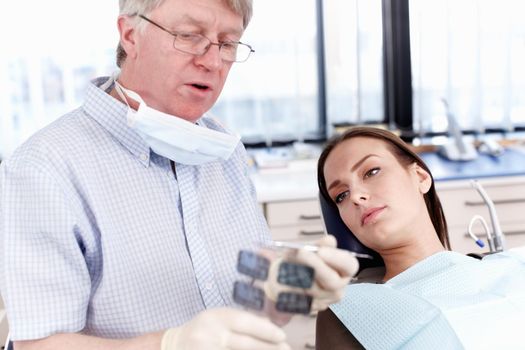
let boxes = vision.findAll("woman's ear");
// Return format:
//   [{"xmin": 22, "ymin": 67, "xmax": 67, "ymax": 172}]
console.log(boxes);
[
  {"xmin": 412, "ymin": 163, "xmax": 432, "ymax": 194},
  {"xmin": 117, "ymin": 15, "xmax": 139, "ymax": 61}
]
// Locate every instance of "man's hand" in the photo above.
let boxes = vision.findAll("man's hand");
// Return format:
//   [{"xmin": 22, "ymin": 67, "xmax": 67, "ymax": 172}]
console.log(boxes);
[
  {"xmin": 161, "ymin": 308, "xmax": 290, "ymax": 350},
  {"xmin": 263, "ymin": 235, "xmax": 359, "ymax": 313},
  {"xmin": 296, "ymin": 235, "xmax": 359, "ymax": 311}
]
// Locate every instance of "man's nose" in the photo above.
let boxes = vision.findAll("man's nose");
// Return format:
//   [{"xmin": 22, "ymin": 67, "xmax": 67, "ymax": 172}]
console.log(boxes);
[{"xmin": 194, "ymin": 43, "xmax": 223, "ymax": 71}]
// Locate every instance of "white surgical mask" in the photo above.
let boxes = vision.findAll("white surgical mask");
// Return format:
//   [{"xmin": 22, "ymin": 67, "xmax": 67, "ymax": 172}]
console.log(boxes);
[{"xmin": 113, "ymin": 79, "xmax": 240, "ymax": 165}]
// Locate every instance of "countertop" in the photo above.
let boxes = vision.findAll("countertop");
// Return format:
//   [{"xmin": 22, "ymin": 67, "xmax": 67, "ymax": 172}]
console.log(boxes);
[
  {"xmin": 250, "ymin": 147, "xmax": 525, "ymax": 203},
  {"xmin": 420, "ymin": 147, "xmax": 525, "ymax": 181}
]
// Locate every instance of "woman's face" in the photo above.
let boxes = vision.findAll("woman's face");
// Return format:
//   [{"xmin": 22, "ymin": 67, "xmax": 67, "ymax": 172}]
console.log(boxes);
[{"xmin": 323, "ymin": 137, "xmax": 432, "ymax": 251}]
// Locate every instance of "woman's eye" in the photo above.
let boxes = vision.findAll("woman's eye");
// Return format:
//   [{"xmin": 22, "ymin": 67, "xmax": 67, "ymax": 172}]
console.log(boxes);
[
  {"xmin": 365, "ymin": 167, "xmax": 380, "ymax": 178},
  {"xmin": 334, "ymin": 191, "xmax": 349, "ymax": 204}
]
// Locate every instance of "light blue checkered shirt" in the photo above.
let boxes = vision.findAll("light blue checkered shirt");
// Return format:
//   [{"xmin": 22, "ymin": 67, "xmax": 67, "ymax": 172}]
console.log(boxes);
[{"xmin": 0, "ymin": 77, "xmax": 270, "ymax": 341}]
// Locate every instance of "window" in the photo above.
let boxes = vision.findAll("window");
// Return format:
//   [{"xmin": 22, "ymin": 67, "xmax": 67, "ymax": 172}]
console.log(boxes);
[
  {"xmin": 0, "ymin": 1, "xmax": 118, "ymax": 158},
  {"xmin": 410, "ymin": 0, "xmax": 525, "ymax": 134},
  {"xmin": 323, "ymin": 0, "xmax": 384, "ymax": 128},
  {"xmin": 0, "ymin": 1, "xmax": 386, "ymax": 158},
  {"xmin": 2, "ymin": 1, "xmax": 522, "ymax": 159},
  {"xmin": 213, "ymin": 0, "xmax": 385, "ymax": 144},
  {"xmin": 211, "ymin": 0, "xmax": 320, "ymax": 145}
]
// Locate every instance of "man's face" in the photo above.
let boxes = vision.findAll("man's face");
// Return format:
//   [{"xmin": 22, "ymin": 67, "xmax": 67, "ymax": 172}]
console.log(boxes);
[{"xmin": 121, "ymin": 0, "xmax": 244, "ymax": 122}]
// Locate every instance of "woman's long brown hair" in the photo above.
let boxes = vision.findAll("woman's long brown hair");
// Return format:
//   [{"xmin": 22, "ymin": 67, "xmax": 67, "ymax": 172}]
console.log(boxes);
[{"xmin": 317, "ymin": 127, "xmax": 451, "ymax": 250}]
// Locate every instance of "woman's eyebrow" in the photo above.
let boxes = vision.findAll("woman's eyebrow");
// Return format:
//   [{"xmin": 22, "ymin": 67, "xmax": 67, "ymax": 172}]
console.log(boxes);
[
  {"xmin": 327, "ymin": 154, "xmax": 378, "ymax": 192},
  {"xmin": 351, "ymin": 154, "xmax": 378, "ymax": 172}
]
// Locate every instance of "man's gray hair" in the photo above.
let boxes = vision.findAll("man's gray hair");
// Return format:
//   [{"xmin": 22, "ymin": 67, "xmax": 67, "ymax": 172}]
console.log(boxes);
[{"xmin": 116, "ymin": 0, "xmax": 253, "ymax": 67}]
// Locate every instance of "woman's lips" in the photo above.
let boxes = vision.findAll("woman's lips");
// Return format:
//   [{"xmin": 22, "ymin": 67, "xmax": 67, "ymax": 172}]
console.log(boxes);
[{"xmin": 361, "ymin": 206, "xmax": 386, "ymax": 226}]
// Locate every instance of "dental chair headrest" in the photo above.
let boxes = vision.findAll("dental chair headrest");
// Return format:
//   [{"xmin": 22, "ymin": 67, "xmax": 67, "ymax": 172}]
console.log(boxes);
[{"xmin": 319, "ymin": 193, "xmax": 384, "ymax": 273}]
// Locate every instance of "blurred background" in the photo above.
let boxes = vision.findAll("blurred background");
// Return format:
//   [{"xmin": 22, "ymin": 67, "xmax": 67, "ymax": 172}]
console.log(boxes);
[{"xmin": 1, "ymin": 0, "xmax": 524, "ymax": 159}]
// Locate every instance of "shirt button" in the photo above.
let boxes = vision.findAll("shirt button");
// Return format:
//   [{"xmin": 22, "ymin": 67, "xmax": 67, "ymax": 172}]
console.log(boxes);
[
  {"xmin": 140, "ymin": 153, "xmax": 148, "ymax": 161},
  {"xmin": 205, "ymin": 282, "xmax": 213, "ymax": 291}
]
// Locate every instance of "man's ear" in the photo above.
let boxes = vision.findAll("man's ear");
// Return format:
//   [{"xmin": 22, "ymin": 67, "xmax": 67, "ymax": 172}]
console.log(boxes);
[
  {"xmin": 412, "ymin": 163, "xmax": 432, "ymax": 194},
  {"xmin": 117, "ymin": 15, "xmax": 139, "ymax": 61}
]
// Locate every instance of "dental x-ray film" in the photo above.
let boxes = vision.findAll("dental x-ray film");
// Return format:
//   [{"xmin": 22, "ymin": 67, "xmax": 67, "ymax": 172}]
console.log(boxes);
[
  {"xmin": 233, "ymin": 281, "xmax": 265, "ymax": 310},
  {"xmin": 234, "ymin": 244, "xmax": 318, "ymax": 315},
  {"xmin": 276, "ymin": 292, "xmax": 313, "ymax": 314},
  {"xmin": 236, "ymin": 249, "xmax": 270, "ymax": 281},
  {"xmin": 277, "ymin": 261, "xmax": 314, "ymax": 289}
]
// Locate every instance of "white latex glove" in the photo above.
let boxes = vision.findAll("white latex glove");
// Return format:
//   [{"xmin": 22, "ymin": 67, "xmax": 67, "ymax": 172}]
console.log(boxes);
[
  {"xmin": 264, "ymin": 235, "xmax": 359, "ymax": 312},
  {"xmin": 298, "ymin": 235, "xmax": 359, "ymax": 311},
  {"xmin": 161, "ymin": 307, "xmax": 290, "ymax": 350}
]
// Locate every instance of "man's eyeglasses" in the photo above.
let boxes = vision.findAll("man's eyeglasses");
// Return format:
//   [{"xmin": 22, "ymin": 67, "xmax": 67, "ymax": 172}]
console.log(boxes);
[{"xmin": 138, "ymin": 14, "xmax": 254, "ymax": 63}]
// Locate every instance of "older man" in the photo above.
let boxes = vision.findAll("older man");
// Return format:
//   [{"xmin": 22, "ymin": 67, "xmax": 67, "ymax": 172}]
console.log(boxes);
[{"xmin": 0, "ymin": 1, "xmax": 358, "ymax": 349}]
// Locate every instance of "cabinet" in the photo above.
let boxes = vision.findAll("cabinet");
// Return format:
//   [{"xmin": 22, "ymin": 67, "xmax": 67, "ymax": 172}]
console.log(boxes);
[
  {"xmin": 254, "ymin": 170, "xmax": 525, "ymax": 255},
  {"xmin": 250, "ymin": 160, "xmax": 326, "ymax": 243},
  {"xmin": 251, "ymin": 162, "xmax": 322, "ymax": 349},
  {"xmin": 264, "ymin": 199, "xmax": 325, "ymax": 242},
  {"xmin": 436, "ymin": 176, "xmax": 525, "ymax": 254},
  {"xmin": 0, "ymin": 297, "xmax": 8, "ymax": 347},
  {"xmin": 261, "ymin": 199, "xmax": 322, "ymax": 349},
  {"xmin": 281, "ymin": 314, "xmax": 316, "ymax": 350}
]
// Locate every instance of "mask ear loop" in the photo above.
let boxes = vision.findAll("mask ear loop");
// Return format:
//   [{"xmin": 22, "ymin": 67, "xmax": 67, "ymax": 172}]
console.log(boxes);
[
  {"xmin": 115, "ymin": 80, "xmax": 146, "ymax": 106},
  {"xmin": 114, "ymin": 80, "xmax": 132, "ymax": 109},
  {"xmin": 113, "ymin": 80, "xmax": 148, "ymax": 127},
  {"xmin": 100, "ymin": 70, "xmax": 120, "ymax": 92}
]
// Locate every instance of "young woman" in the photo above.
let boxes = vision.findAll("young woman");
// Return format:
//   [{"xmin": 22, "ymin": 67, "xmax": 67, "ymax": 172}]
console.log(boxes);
[
  {"xmin": 315, "ymin": 127, "xmax": 525, "ymax": 350},
  {"xmin": 316, "ymin": 127, "xmax": 453, "ymax": 349},
  {"xmin": 318, "ymin": 127, "xmax": 450, "ymax": 280}
]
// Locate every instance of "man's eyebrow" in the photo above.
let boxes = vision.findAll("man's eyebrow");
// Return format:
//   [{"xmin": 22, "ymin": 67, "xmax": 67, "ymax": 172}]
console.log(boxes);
[
  {"xmin": 177, "ymin": 14, "xmax": 243, "ymax": 36},
  {"xmin": 327, "ymin": 154, "xmax": 378, "ymax": 192}
]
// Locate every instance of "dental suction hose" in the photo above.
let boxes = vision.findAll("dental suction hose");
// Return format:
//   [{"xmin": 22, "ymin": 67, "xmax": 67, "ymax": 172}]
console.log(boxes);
[{"xmin": 470, "ymin": 180, "xmax": 505, "ymax": 252}]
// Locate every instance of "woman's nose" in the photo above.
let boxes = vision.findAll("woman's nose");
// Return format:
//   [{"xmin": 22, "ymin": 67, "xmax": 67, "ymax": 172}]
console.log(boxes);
[{"xmin": 350, "ymin": 187, "xmax": 369, "ymax": 204}]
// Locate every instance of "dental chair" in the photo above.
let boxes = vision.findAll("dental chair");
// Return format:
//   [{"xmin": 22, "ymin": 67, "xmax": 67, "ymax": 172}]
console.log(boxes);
[{"xmin": 318, "ymin": 193, "xmax": 384, "ymax": 274}]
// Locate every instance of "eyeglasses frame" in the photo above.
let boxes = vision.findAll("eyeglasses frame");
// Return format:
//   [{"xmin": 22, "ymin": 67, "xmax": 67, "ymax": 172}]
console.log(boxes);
[{"xmin": 137, "ymin": 14, "xmax": 255, "ymax": 63}]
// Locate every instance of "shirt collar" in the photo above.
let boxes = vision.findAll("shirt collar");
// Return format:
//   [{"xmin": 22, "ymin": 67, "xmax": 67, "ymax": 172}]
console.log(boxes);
[{"xmin": 82, "ymin": 76, "xmax": 151, "ymax": 167}]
